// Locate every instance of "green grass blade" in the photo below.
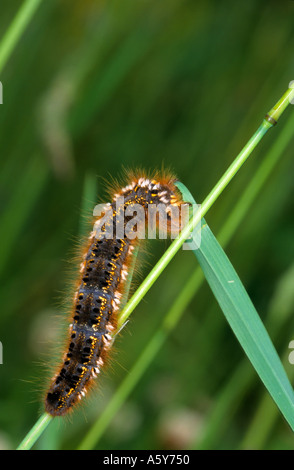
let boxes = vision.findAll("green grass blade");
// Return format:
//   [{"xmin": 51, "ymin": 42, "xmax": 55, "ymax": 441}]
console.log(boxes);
[
  {"xmin": 176, "ymin": 181, "xmax": 294, "ymax": 431},
  {"xmin": 79, "ymin": 110, "xmax": 294, "ymax": 449},
  {"xmin": 0, "ymin": 0, "xmax": 43, "ymax": 73},
  {"xmin": 17, "ymin": 413, "xmax": 52, "ymax": 451}
]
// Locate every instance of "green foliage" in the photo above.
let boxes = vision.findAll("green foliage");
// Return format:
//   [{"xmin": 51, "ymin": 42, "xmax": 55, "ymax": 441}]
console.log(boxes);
[{"xmin": 0, "ymin": 0, "xmax": 294, "ymax": 450}]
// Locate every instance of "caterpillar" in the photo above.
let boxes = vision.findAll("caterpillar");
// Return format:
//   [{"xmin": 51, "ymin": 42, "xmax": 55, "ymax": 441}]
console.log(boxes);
[{"xmin": 45, "ymin": 170, "xmax": 188, "ymax": 416}]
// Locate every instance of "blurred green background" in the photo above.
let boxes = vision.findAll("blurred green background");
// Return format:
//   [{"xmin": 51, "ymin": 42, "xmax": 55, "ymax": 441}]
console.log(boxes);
[{"xmin": 0, "ymin": 0, "xmax": 294, "ymax": 450}]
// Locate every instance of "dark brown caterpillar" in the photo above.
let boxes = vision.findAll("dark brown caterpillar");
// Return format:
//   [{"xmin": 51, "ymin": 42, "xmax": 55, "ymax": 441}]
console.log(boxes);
[{"xmin": 45, "ymin": 171, "xmax": 186, "ymax": 416}]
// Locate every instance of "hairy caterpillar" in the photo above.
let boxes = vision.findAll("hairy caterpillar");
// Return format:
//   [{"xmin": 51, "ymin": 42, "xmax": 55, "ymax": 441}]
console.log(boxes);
[{"xmin": 45, "ymin": 171, "xmax": 187, "ymax": 416}]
